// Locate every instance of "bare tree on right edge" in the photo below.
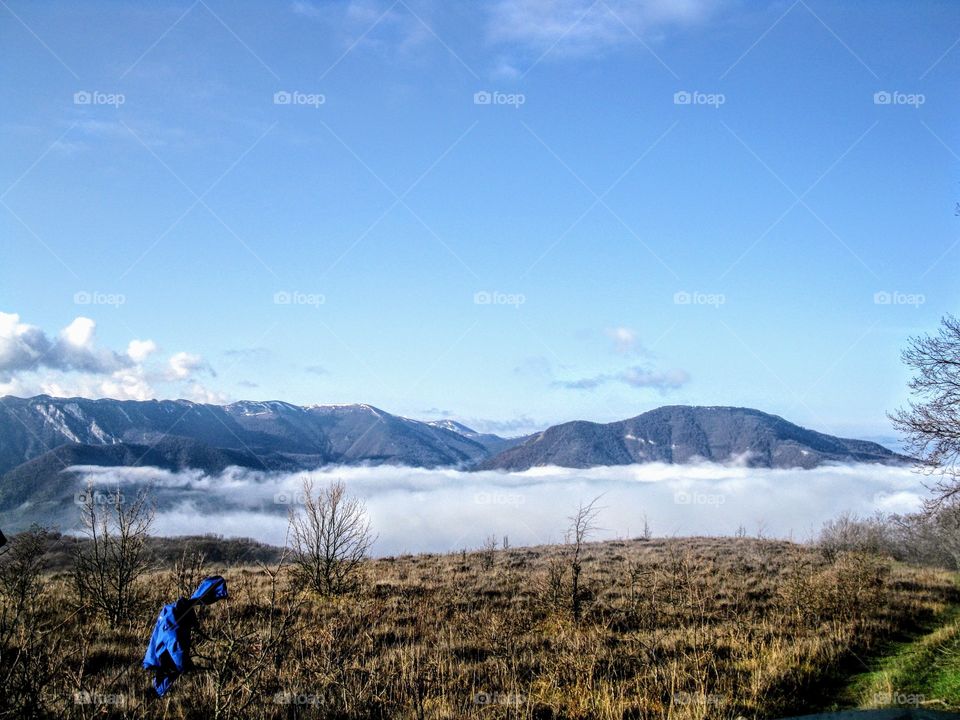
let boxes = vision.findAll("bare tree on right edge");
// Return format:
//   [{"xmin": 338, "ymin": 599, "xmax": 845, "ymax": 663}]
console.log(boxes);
[
  {"xmin": 288, "ymin": 479, "xmax": 376, "ymax": 595},
  {"xmin": 891, "ymin": 314, "xmax": 960, "ymax": 508}
]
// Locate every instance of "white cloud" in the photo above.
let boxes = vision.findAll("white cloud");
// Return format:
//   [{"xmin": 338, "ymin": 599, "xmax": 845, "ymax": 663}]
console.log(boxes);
[
  {"xmin": 551, "ymin": 329, "xmax": 684, "ymax": 391},
  {"xmin": 0, "ymin": 312, "xmax": 127, "ymax": 378},
  {"xmin": 555, "ymin": 364, "xmax": 689, "ymax": 391},
  {"xmin": 98, "ymin": 366, "xmax": 155, "ymax": 401},
  {"xmin": 61, "ymin": 317, "xmax": 95, "ymax": 348},
  {"xmin": 0, "ymin": 376, "xmax": 27, "ymax": 397},
  {"xmin": 183, "ymin": 382, "xmax": 231, "ymax": 405},
  {"xmin": 127, "ymin": 339, "xmax": 158, "ymax": 363},
  {"xmin": 73, "ymin": 461, "xmax": 927, "ymax": 555},
  {"xmin": 606, "ymin": 326, "xmax": 647, "ymax": 355},
  {"xmin": 168, "ymin": 351, "xmax": 212, "ymax": 380},
  {"xmin": 608, "ymin": 326, "xmax": 637, "ymax": 348},
  {"xmin": 0, "ymin": 311, "xmax": 218, "ymax": 402},
  {"xmin": 487, "ymin": 0, "xmax": 721, "ymax": 56},
  {"xmin": 38, "ymin": 363, "xmax": 155, "ymax": 401},
  {"xmin": 0, "ymin": 312, "xmax": 47, "ymax": 373}
]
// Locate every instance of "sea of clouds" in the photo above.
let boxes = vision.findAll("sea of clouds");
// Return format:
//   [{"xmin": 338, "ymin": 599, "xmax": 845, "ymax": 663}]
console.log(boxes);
[{"xmin": 71, "ymin": 462, "xmax": 928, "ymax": 556}]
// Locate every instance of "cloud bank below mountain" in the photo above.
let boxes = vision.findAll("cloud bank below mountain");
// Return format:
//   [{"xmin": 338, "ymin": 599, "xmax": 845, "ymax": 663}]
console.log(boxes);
[{"xmin": 74, "ymin": 461, "xmax": 927, "ymax": 555}]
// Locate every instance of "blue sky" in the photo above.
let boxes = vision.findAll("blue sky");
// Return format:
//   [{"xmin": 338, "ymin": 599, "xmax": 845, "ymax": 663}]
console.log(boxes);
[{"xmin": 1, "ymin": 0, "xmax": 957, "ymax": 439}]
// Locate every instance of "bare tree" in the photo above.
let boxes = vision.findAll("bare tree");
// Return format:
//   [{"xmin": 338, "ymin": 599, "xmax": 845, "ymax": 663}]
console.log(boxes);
[
  {"xmin": 480, "ymin": 534, "xmax": 499, "ymax": 570},
  {"xmin": 566, "ymin": 496, "xmax": 603, "ymax": 621},
  {"xmin": 891, "ymin": 314, "xmax": 960, "ymax": 506},
  {"xmin": 0, "ymin": 526, "xmax": 49, "ymax": 625},
  {"xmin": 72, "ymin": 484, "xmax": 154, "ymax": 627},
  {"xmin": 0, "ymin": 526, "xmax": 68, "ymax": 720},
  {"xmin": 288, "ymin": 479, "xmax": 375, "ymax": 595},
  {"xmin": 0, "ymin": 525, "xmax": 51, "ymax": 663}
]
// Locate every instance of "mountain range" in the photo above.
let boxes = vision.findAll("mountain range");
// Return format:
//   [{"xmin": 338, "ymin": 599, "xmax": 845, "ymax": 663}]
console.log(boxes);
[
  {"xmin": 0, "ymin": 395, "xmax": 907, "ymax": 531},
  {"xmin": 476, "ymin": 405, "xmax": 905, "ymax": 471}
]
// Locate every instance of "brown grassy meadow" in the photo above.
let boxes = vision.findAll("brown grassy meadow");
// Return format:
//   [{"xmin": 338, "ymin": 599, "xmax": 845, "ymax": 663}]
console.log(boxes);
[{"xmin": 3, "ymin": 535, "xmax": 957, "ymax": 719}]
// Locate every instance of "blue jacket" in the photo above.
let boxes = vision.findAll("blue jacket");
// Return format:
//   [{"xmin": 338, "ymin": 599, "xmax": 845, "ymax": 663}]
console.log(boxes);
[{"xmin": 143, "ymin": 576, "xmax": 228, "ymax": 696}]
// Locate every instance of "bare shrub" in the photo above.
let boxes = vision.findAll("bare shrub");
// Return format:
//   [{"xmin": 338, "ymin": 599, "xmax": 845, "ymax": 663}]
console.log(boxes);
[
  {"xmin": 780, "ymin": 550, "xmax": 889, "ymax": 629},
  {"xmin": 533, "ymin": 554, "xmax": 568, "ymax": 616},
  {"xmin": 893, "ymin": 506, "xmax": 960, "ymax": 568},
  {"xmin": 288, "ymin": 479, "xmax": 376, "ymax": 595},
  {"xmin": 480, "ymin": 534, "xmax": 498, "ymax": 570},
  {"xmin": 566, "ymin": 496, "xmax": 602, "ymax": 621},
  {"xmin": 817, "ymin": 507, "xmax": 960, "ymax": 570},
  {"xmin": 826, "ymin": 552, "xmax": 889, "ymax": 622},
  {"xmin": 640, "ymin": 514, "xmax": 652, "ymax": 540},
  {"xmin": 818, "ymin": 511, "xmax": 892, "ymax": 560},
  {"xmin": 0, "ymin": 526, "xmax": 49, "ymax": 629},
  {"xmin": 72, "ymin": 484, "xmax": 154, "ymax": 627}
]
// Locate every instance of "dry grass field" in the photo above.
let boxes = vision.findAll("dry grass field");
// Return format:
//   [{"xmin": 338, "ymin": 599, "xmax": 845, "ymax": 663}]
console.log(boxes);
[{"xmin": 3, "ymin": 533, "xmax": 958, "ymax": 720}]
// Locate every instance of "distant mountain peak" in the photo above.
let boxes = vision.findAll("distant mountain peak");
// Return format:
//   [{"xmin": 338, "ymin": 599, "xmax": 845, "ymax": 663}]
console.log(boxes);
[
  {"xmin": 477, "ymin": 405, "xmax": 907, "ymax": 471},
  {"xmin": 306, "ymin": 402, "xmax": 385, "ymax": 414},
  {"xmin": 426, "ymin": 419, "xmax": 480, "ymax": 436}
]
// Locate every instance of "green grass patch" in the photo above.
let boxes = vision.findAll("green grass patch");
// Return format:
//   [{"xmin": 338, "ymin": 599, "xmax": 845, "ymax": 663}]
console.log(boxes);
[{"xmin": 844, "ymin": 589, "xmax": 960, "ymax": 710}]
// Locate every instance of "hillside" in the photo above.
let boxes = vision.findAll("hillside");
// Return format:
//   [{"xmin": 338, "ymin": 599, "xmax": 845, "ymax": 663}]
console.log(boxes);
[{"xmin": 478, "ymin": 405, "xmax": 907, "ymax": 470}]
